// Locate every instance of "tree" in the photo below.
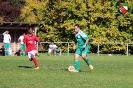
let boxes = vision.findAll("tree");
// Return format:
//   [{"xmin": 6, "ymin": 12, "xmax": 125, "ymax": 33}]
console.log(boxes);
[
  {"xmin": 0, "ymin": 4, "xmax": 20, "ymax": 22},
  {"xmin": 19, "ymin": 0, "xmax": 133, "ymax": 53}
]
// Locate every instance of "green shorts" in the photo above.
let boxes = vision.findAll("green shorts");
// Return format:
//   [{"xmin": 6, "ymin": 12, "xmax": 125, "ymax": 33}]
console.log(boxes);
[
  {"xmin": 20, "ymin": 44, "xmax": 25, "ymax": 51},
  {"xmin": 56, "ymin": 48, "xmax": 59, "ymax": 53},
  {"xmin": 75, "ymin": 45, "xmax": 89, "ymax": 55},
  {"xmin": 4, "ymin": 43, "xmax": 10, "ymax": 49}
]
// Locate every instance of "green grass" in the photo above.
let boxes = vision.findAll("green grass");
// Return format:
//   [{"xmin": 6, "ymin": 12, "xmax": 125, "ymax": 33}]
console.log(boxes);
[{"xmin": 0, "ymin": 54, "xmax": 133, "ymax": 88}]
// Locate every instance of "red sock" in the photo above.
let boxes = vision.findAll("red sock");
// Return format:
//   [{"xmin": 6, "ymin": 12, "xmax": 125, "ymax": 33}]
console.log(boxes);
[
  {"xmin": 32, "ymin": 58, "xmax": 38, "ymax": 67},
  {"xmin": 35, "ymin": 53, "xmax": 37, "ymax": 56}
]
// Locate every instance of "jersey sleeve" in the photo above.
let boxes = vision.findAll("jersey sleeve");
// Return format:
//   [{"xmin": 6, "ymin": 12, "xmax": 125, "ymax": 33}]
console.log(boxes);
[
  {"xmin": 23, "ymin": 36, "xmax": 26, "ymax": 43},
  {"xmin": 9, "ymin": 35, "xmax": 11, "ymax": 39},
  {"xmin": 34, "ymin": 36, "xmax": 40, "ymax": 42},
  {"xmin": 80, "ymin": 30, "xmax": 88, "ymax": 41}
]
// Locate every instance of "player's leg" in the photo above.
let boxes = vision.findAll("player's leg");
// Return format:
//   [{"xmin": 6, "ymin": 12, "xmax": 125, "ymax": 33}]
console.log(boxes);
[
  {"xmin": 48, "ymin": 48, "xmax": 52, "ymax": 56},
  {"xmin": 73, "ymin": 48, "xmax": 81, "ymax": 72},
  {"xmin": 7, "ymin": 43, "xmax": 10, "ymax": 56},
  {"xmin": 74, "ymin": 54, "xmax": 80, "ymax": 72},
  {"xmin": 81, "ymin": 46, "xmax": 93, "ymax": 70},
  {"xmin": 31, "ymin": 50, "xmax": 39, "ymax": 69},
  {"xmin": 28, "ymin": 52, "xmax": 33, "ymax": 61},
  {"xmin": 4, "ymin": 43, "xmax": 9, "ymax": 56},
  {"xmin": 4, "ymin": 43, "xmax": 7, "ymax": 56},
  {"xmin": 53, "ymin": 48, "xmax": 56, "ymax": 56},
  {"xmin": 20, "ymin": 44, "xmax": 23, "ymax": 56},
  {"xmin": 22, "ymin": 44, "xmax": 25, "ymax": 56},
  {"xmin": 59, "ymin": 48, "xmax": 62, "ymax": 56}
]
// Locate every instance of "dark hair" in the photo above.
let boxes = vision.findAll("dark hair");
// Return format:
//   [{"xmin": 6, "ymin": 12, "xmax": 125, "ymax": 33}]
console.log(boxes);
[
  {"xmin": 28, "ymin": 27, "xmax": 33, "ymax": 30},
  {"xmin": 50, "ymin": 40, "xmax": 54, "ymax": 43},
  {"xmin": 74, "ymin": 24, "xmax": 80, "ymax": 28}
]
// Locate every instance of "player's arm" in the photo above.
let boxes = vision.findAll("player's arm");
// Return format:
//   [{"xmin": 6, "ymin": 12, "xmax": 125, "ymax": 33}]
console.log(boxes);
[
  {"xmin": 3, "ymin": 31, "xmax": 7, "ymax": 35},
  {"xmin": 80, "ymin": 32, "xmax": 89, "ymax": 48},
  {"xmin": 23, "ymin": 36, "xmax": 27, "ymax": 52},
  {"xmin": 23, "ymin": 42, "xmax": 26, "ymax": 52},
  {"xmin": 35, "ymin": 36, "xmax": 44, "ymax": 51},
  {"xmin": 49, "ymin": 45, "xmax": 53, "ymax": 49},
  {"xmin": 83, "ymin": 38, "xmax": 89, "ymax": 48},
  {"xmin": 38, "ymin": 42, "xmax": 44, "ymax": 51},
  {"xmin": 9, "ymin": 35, "xmax": 11, "ymax": 43},
  {"xmin": 73, "ymin": 38, "xmax": 77, "ymax": 50},
  {"xmin": 18, "ymin": 37, "xmax": 21, "ymax": 43}
]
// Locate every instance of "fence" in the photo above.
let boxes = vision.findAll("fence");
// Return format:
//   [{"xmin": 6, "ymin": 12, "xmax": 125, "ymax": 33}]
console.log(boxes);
[{"xmin": 38, "ymin": 42, "xmax": 133, "ymax": 56}]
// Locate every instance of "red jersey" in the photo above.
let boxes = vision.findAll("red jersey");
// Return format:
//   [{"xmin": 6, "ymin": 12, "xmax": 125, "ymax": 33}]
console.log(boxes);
[{"xmin": 23, "ymin": 34, "xmax": 40, "ymax": 52}]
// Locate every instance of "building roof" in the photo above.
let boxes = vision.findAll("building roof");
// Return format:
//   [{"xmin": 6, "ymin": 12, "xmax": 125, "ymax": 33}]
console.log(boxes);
[{"xmin": 0, "ymin": 22, "xmax": 42, "ymax": 27}]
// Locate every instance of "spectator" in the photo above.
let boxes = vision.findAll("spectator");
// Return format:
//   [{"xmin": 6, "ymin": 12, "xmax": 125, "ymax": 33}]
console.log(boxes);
[
  {"xmin": 18, "ymin": 33, "xmax": 25, "ymax": 56},
  {"xmin": 3, "ymin": 30, "xmax": 11, "ymax": 56},
  {"xmin": 48, "ymin": 41, "xmax": 62, "ymax": 56}
]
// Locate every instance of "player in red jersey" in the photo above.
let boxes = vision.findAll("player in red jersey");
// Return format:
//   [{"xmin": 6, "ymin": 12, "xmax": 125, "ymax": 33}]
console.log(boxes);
[{"xmin": 23, "ymin": 27, "xmax": 44, "ymax": 69}]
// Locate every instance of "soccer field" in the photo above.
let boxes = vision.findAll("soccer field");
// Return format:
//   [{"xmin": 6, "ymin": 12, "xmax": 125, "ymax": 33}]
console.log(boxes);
[{"xmin": 0, "ymin": 54, "xmax": 133, "ymax": 88}]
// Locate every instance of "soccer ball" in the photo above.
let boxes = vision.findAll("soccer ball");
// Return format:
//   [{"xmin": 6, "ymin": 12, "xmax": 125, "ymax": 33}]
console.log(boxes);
[{"xmin": 68, "ymin": 66, "xmax": 75, "ymax": 72}]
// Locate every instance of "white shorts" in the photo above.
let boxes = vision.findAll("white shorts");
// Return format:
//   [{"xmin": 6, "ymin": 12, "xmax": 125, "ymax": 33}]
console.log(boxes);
[
  {"xmin": 28, "ymin": 50, "xmax": 36, "ymax": 59},
  {"xmin": 48, "ymin": 48, "xmax": 53, "ymax": 54}
]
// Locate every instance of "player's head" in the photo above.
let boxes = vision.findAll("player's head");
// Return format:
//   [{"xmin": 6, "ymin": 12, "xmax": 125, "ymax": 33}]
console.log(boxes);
[
  {"xmin": 28, "ymin": 27, "xmax": 33, "ymax": 34},
  {"xmin": 51, "ymin": 40, "xmax": 54, "ymax": 44},
  {"xmin": 6, "ymin": 30, "xmax": 9, "ymax": 34},
  {"xmin": 22, "ymin": 32, "xmax": 25, "ymax": 35},
  {"xmin": 74, "ymin": 24, "xmax": 80, "ymax": 33}
]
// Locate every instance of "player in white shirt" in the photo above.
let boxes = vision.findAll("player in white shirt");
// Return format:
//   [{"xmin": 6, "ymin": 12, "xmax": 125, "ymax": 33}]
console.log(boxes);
[
  {"xmin": 18, "ymin": 33, "xmax": 25, "ymax": 56},
  {"xmin": 3, "ymin": 30, "xmax": 11, "ymax": 56}
]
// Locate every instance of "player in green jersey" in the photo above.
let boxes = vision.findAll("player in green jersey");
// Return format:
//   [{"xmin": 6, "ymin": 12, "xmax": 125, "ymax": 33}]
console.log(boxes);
[{"xmin": 72, "ymin": 24, "xmax": 93, "ymax": 72}]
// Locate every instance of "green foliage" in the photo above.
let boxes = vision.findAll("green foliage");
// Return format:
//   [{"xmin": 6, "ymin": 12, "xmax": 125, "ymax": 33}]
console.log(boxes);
[{"xmin": 18, "ymin": 0, "xmax": 133, "ymax": 53}]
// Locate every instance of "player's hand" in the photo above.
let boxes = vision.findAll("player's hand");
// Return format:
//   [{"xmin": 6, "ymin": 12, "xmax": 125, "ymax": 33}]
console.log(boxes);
[
  {"xmin": 73, "ymin": 45, "xmax": 76, "ymax": 50},
  {"xmin": 83, "ymin": 44, "xmax": 86, "ymax": 48},
  {"xmin": 41, "ymin": 48, "xmax": 44, "ymax": 51}
]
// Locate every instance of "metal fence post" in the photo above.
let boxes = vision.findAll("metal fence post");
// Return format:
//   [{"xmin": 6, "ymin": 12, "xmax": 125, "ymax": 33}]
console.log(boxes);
[
  {"xmin": 97, "ymin": 43, "xmax": 99, "ymax": 56},
  {"xmin": 68, "ymin": 42, "xmax": 69, "ymax": 56},
  {"xmin": 126, "ymin": 43, "xmax": 128, "ymax": 56}
]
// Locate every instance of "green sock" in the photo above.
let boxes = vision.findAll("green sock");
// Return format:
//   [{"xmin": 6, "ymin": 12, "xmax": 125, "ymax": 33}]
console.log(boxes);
[
  {"xmin": 23, "ymin": 52, "xmax": 25, "ymax": 56},
  {"xmin": 85, "ymin": 58, "xmax": 91, "ymax": 66},
  {"xmin": 4, "ymin": 50, "xmax": 7, "ymax": 56},
  {"xmin": 20, "ymin": 52, "xmax": 23, "ymax": 56},
  {"xmin": 74, "ymin": 60, "xmax": 79, "ymax": 71},
  {"xmin": 7, "ymin": 50, "xmax": 9, "ymax": 55}
]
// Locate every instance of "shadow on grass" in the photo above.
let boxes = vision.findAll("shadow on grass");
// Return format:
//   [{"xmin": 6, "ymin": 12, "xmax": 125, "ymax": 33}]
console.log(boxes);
[
  {"xmin": 61, "ymin": 68, "xmax": 92, "ymax": 73},
  {"xmin": 17, "ymin": 66, "xmax": 32, "ymax": 68}
]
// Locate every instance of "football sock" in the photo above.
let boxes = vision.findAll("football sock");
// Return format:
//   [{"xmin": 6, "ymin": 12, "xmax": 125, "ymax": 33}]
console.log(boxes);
[
  {"xmin": 84, "ymin": 58, "xmax": 91, "ymax": 66},
  {"xmin": 32, "ymin": 58, "xmax": 38, "ymax": 67},
  {"xmin": 54, "ymin": 51, "xmax": 56, "ymax": 56},
  {"xmin": 7, "ymin": 50, "xmax": 9, "ymax": 55},
  {"xmin": 4, "ymin": 50, "xmax": 7, "ymax": 56},
  {"xmin": 74, "ymin": 60, "xmax": 79, "ymax": 71},
  {"xmin": 20, "ymin": 52, "xmax": 23, "ymax": 56},
  {"xmin": 5, "ymin": 50, "xmax": 9, "ymax": 56},
  {"xmin": 23, "ymin": 52, "xmax": 25, "ymax": 56},
  {"xmin": 59, "ymin": 52, "xmax": 62, "ymax": 56},
  {"xmin": 35, "ymin": 53, "xmax": 37, "ymax": 56}
]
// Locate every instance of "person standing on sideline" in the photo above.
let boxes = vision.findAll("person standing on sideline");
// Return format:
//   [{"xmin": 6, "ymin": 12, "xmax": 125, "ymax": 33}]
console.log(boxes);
[
  {"xmin": 72, "ymin": 24, "xmax": 93, "ymax": 72},
  {"xmin": 3, "ymin": 30, "xmax": 11, "ymax": 56},
  {"xmin": 18, "ymin": 33, "xmax": 25, "ymax": 56},
  {"xmin": 23, "ymin": 28, "xmax": 44, "ymax": 69}
]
